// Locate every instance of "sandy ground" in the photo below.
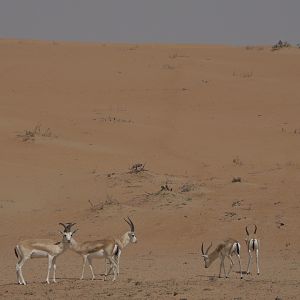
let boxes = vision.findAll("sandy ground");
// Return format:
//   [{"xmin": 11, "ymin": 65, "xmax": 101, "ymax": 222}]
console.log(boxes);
[{"xmin": 0, "ymin": 39, "xmax": 299, "ymax": 299}]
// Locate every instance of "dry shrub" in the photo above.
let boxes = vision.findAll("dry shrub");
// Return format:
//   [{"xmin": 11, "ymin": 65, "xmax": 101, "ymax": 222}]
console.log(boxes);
[
  {"xmin": 88, "ymin": 195, "xmax": 118, "ymax": 212},
  {"xmin": 160, "ymin": 182, "xmax": 172, "ymax": 192},
  {"xmin": 180, "ymin": 183, "xmax": 194, "ymax": 193},
  {"xmin": 232, "ymin": 177, "xmax": 242, "ymax": 183},
  {"xmin": 129, "ymin": 163, "xmax": 147, "ymax": 174},
  {"xmin": 233, "ymin": 156, "xmax": 243, "ymax": 166},
  {"xmin": 272, "ymin": 40, "xmax": 290, "ymax": 51},
  {"xmin": 17, "ymin": 123, "xmax": 53, "ymax": 142}
]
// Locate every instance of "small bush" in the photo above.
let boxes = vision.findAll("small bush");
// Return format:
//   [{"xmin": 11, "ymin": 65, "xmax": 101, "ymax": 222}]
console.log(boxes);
[
  {"xmin": 17, "ymin": 123, "xmax": 53, "ymax": 142},
  {"xmin": 272, "ymin": 40, "xmax": 290, "ymax": 51},
  {"xmin": 232, "ymin": 177, "xmax": 242, "ymax": 183},
  {"xmin": 129, "ymin": 163, "xmax": 147, "ymax": 174}
]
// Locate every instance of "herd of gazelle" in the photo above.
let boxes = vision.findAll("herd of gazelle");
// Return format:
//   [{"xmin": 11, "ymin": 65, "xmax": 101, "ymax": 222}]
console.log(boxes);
[
  {"xmin": 201, "ymin": 224, "xmax": 260, "ymax": 279},
  {"xmin": 15, "ymin": 220, "xmax": 259, "ymax": 285},
  {"xmin": 15, "ymin": 217, "xmax": 137, "ymax": 285}
]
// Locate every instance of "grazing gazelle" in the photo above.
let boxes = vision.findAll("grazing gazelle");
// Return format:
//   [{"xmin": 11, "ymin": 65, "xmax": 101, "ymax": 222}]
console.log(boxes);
[
  {"xmin": 245, "ymin": 224, "xmax": 260, "ymax": 275},
  {"xmin": 14, "ymin": 225, "xmax": 76, "ymax": 285},
  {"xmin": 201, "ymin": 238, "xmax": 243, "ymax": 279},
  {"xmin": 62, "ymin": 217, "xmax": 137, "ymax": 281}
]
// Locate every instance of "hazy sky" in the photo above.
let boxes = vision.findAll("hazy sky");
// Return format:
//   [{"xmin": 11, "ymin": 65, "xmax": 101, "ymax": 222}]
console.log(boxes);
[{"xmin": 0, "ymin": 0, "xmax": 299, "ymax": 45}]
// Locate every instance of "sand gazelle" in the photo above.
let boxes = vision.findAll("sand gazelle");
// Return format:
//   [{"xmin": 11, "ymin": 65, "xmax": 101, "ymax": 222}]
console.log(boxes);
[
  {"xmin": 62, "ymin": 218, "xmax": 137, "ymax": 281},
  {"xmin": 104, "ymin": 217, "xmax": 137, "ymax": 278},
  {"xmin": 201, "ymin": 238, "xmax": 243, "ymax": 279},
  {"xmin": 62, "ymin": 226, "xmax": 117, "ymax": 281},
  {"xmin": 14, "ymin": 225, "xmax": 75, "ymax": 285},
  {"xmin": 245, "ymin": 224, "xmax": 260, "ymax": 275}
]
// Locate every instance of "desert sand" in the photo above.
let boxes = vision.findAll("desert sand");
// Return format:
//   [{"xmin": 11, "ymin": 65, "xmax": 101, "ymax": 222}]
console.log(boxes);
[{"xmin": 0, "ymin": 39, "xmax": 299, "ymax": 299}]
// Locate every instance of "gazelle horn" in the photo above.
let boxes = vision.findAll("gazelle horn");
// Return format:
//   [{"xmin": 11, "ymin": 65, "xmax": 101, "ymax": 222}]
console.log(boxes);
[{"xmin": 245, "ymin": 226, "xmax": 249, "ymax": 236}]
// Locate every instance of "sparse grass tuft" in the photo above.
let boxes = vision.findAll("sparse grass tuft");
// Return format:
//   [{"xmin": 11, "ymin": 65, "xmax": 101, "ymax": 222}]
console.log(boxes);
[
  {"xmin": 88, "ymin": 195, "xmax": 119, "ymax": 212},
  {"xmin": 160, "ymin": 182, "xmax": 172, "ymax": 192},
  {"xmin": 129, "ymin": 163, "xmax": 147, "ymax": 174},
  {"xmin": 233, "ymin": 156, "xmax": 243, "ymax": 166},
  {"xmin": 180, "ymin": 183, "xmax": 194, "ymax": 193},
  {"xmin": 17, "ymin": 123, "xmax": 54, "ymax": 142}
]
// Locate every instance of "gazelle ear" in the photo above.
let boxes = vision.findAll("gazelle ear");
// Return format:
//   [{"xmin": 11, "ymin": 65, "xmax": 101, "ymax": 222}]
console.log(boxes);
[
  {"xmin": 202, "ymin": 254, "xmax": 208, "ymax": 258},
  {"xmin": 58, "ymin": 230, "xmax": 64, "ymax": 235}
]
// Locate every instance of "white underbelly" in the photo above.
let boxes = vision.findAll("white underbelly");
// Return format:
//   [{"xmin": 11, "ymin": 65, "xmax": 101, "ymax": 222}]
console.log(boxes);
[
  {"xmin": 30, "ymin": 250, "xmax": 48, "ymax": 258},
  {"xmin": 89, "ymin": 249, "xmax": 105, "ymax": 259}
]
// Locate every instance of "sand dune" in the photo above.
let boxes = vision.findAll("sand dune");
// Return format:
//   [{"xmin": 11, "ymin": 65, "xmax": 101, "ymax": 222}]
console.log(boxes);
[{"xmin": 0, "ymin": 39, "xmax": 299, "ymax": 299}]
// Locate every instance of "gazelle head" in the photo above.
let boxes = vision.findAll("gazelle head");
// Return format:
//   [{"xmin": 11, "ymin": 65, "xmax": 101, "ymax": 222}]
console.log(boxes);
[
  {"xmin": 201, "ymin": 242, "xmax": 213, "ymax": 268},
  {"xmin": 59, "ymin": 223, "xmax": 78, "ymax": 243},
  {"xmin": 124, "ymin": 217, "xmax": 137, "ymax": 243}
]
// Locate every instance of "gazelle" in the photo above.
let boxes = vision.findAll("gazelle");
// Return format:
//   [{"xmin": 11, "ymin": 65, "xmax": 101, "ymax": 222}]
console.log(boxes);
[
  {"xmin": 201, "ymin": 238, "xmax": 243, "ymax": 279},
  {"xmin": 245, "ymin": 224, "xmax": 260, "ymax": 275},
  {"xmin": 104, "ymin": 217, "xmax": 137, "ymax": 278},
  {"xmin": 61, "ymin": 217, "xmax": 137, "ymax": 281},
  {"xmin": 14, "ymin": 225, "xmax": 76, "ymax": 285}
]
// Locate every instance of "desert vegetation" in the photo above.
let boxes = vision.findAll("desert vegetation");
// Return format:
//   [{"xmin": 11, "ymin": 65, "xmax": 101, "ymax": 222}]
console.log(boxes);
[{"xmin": 16, "ymin": 123, "xmax": 55, "ymax": 142}]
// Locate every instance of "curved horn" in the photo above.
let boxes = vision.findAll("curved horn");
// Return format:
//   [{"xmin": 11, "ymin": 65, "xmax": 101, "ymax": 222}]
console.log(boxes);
[
  {"xmin": 59, "ymin": 223, "xmax": 67, "ymax": 229},
  {"xmin": 201, "ymin": 243, "xmax": 204, "ymax": 255},
  {"xmin": 124, "ymin": 217, "xmax": 134, "ymax": 232},
  {"xmin": 127, "ymin": 217, "xmax": 135, "ymax": 232},
  {"xmin": 254, "ymin": 224, "xmax": 257, "ymax": 234},
  {"xmin": 206, "ymin": 242, "xmax": 213, "ymax": 254},
  {"xmin": 124, "ymin": 218, "xmax": 131, "ymax": 227},
  {"xmin": 245, "ymin": 225, "xmax": 249, "ymax": 236},
  {"xmin": 60, "ymin": 222, "xmax": 76, "ymax": 232}
]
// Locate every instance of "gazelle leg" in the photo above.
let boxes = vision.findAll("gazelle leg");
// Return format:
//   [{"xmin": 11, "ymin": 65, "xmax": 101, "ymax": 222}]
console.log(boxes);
[
  {"xmin": 87, "ymin": 257, "xmax": 95, "ymax": 280},
  {"xmin": 117, "ymin": 252, "xmax": 121, "ymax": 275},
  {"xmin": 15, "ymin": 254, "xmax": 21, "ymax": 284},
  {"xmin": 104, "ymin": 258, "xmax": 108, "ymax": 277},
  {"xmin": 236, "ymin": 254, "xmax": 243, "ymax": 279},
  {"xmin": 219, "ymin": 259, "xmax": 223, "ymax": 278},
  {"xmin": 255, "ymin": 250, "xmax": 260, "ymax": 275},
  {"xmin": 15, "ymin": 247, "xmax": 21, "ymax": 284},
  {"xmin": 80, "ymin": 255, "xmax": 87, "ymax": 280},
  {"xmin": 219, "ymin": 257, "xmax": 226, "ymax": 278},
  {"xmin": 222, "ymin": 258, "xmax": 227, "ymax": 278},
  {"xmin": 104, "ymin": 258, "xmax": 112, "ymax": 278},
  {"xmin": 105, "ymin": 256, "xmax": 118, "ymax": 280},
  {"xmin": 52, "ymin": 257, "xmax": 57, "ymax": 283},
  {"xmin": 106, "ymin": 262, "xmax": 113, "ymax": 276},
  {"xmin": 16, "ymin": 262, "xmax": 21, "ymax": 284},
  {"xmin": 246, "ymin": 251, "xmax": 252, "ymax": 274},
  {"xmin": 227, "ymin": 256, "xmax": 234, "ymax": 276},
  {"xmin": 46, "ymin": 255, "xmax": 54, "ymax": 284},
  {"xmin": 104, "ymin": 259, "xmax": 110, "ymax": 281},
  {"xmin": 16, "ymin": 256, "xmax": 27, "ymax": 285},
  {"xmin": 107, "ymin": 257, "xmax": 118, "ymax": 281}
]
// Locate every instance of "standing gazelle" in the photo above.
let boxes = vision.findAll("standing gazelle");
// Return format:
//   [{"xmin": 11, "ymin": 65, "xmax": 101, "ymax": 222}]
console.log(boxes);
[
  {"xmin": 245, "ymin": 224, "xmax": 260, "ymax": 275},
  {"xmin": 15, "ymin": 225, "xmax": 76, "ymax": 285},
  {"xmin": 105, "ymin": 217, "xmax": 137, "ymax": 278},
  {"xmin": 61, "ymin": 217, "xmax": 137, "ymax": 281},
  {"xmin": 201, "ymin": 238, "xmax": 243, "ymax": 279}
]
